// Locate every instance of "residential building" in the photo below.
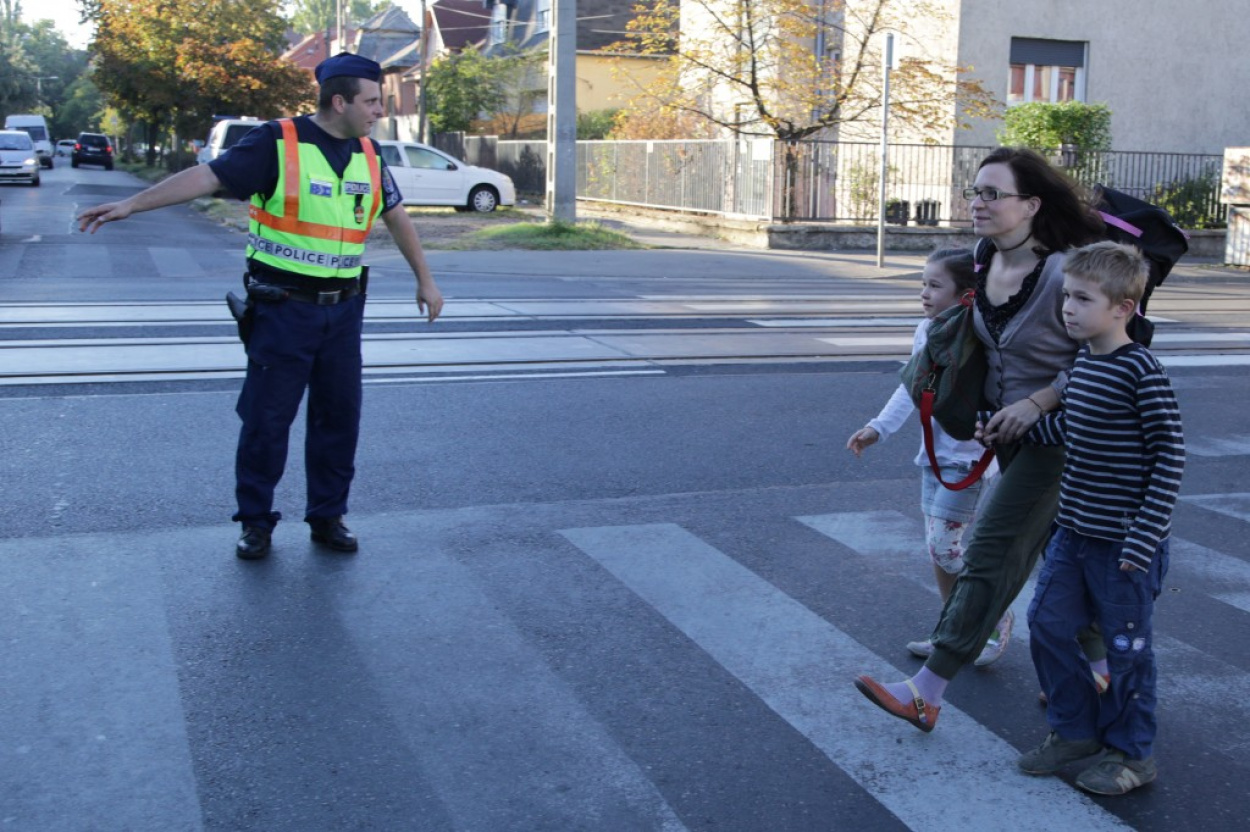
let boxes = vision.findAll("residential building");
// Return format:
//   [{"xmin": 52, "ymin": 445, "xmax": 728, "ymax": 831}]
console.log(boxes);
[
  {"xmin": 675, "ymin": 1, "xmax": 1248, "ymax": 154},
  {"xmin": 352, "ymin": 6, "xmax": 422, "ymax": 117},
  {"xmin": 941, "ymin": 0, "xmax": 1249, "ymax": 154},
  {"xmin": 479, "ymin": 0, "xmax": 666, "ymax": 133},
  {"xmin": 281, "ymin": 27, "xmax": 355, "ymax": 75}
]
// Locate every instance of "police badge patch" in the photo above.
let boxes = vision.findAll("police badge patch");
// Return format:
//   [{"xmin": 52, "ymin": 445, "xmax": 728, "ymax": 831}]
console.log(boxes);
[{"xmin": 344, "ymin": 181, "xmax": 372, "ymax": 195}]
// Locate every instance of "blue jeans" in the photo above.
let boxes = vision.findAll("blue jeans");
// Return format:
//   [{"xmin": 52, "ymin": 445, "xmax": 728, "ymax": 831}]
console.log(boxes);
[{"xmin": 1028, "ymin": 526, "xmax": 1169, "ymax": 760}]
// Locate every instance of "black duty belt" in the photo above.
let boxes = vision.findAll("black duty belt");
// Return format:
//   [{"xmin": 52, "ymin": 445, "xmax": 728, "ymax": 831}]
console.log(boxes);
[
  {"xmin": 284, "ymin": 284, "xmax": 361, "ymax": 305},
  {"xmin": 247, "ymin": 281, "xmax": 361, "ymax": 305}
]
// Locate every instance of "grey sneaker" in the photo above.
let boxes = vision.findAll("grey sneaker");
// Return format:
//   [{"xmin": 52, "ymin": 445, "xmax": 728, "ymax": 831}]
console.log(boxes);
[
  {"xmin": 974, "ymin": 609, "xmax": 1015, "ymax": 667},
  {"xmin": 1076, "ymin": 750, "xmax": 1157, "ymax": 795},
  {"xmin": 906, "ymin": 638, "xmax": 934, "ymax": 658},
  {"xmin": 1018, "ymin": 731, "xmax": 1104, "ymax": 775}
]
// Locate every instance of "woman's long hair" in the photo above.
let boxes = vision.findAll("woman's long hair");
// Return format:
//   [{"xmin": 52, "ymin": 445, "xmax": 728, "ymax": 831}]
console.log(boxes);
[{"xmin": 978, "ymin": 147, "xmax": 1104, "ymax": 252}]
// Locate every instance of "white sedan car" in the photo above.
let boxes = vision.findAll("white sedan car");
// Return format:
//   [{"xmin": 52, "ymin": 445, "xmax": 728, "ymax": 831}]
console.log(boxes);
[{"xmin": 378, "ymin": 140, "xmax": 516, "ymax": 212}]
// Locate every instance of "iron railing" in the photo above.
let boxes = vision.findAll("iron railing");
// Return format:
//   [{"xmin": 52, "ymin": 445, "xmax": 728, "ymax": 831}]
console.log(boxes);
[{"xmin": 483, "ymin": 137, "xmax": 1227, "ymax": 228}]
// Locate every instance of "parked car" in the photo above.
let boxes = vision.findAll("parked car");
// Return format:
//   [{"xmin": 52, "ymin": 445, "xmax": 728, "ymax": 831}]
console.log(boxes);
[
  {"xmin": 0, "ymin": 130, "xmax": 41, "ymax": 186},
  {"xmin": 378, "ymin": 140, "xmax": 516, "ymax": 212},
  {"xmin": 4, "ymin": 114, "xmax": 53, "ymax": 168},
  {"xmin": 72, "ymin": 132, "xmax": 114, "ymax": 170},
  {"xmin": 197, "ymin": 118, "xmax": 263, "ymax": 164},
  {"xmin": 56, "ymin": 139, "xmax": 76, "ymax": 157}
]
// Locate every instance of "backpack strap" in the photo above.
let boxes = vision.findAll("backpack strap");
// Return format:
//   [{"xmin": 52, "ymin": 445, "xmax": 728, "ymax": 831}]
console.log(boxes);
[{"xmin": 919, "ymin": 389, "xmax": 995, "ymax": 491}]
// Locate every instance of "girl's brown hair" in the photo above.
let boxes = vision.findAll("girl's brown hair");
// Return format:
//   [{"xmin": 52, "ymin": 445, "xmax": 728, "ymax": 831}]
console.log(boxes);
[{"xmin": 927, "ymin": 247, "xmax": 977, "ymax": 294}]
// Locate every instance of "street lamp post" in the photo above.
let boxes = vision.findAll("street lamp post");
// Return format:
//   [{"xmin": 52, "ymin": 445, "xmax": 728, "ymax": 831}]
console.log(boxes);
[{"xmin": 35, "ymin": 76, "xmax": 59, "ymax": 102}]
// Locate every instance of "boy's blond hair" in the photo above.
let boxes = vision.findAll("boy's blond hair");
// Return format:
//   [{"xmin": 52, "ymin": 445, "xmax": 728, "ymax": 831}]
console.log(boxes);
[{"xmin": 1062, "ymin": 240, "xmax": 1150, "ymax": 305}]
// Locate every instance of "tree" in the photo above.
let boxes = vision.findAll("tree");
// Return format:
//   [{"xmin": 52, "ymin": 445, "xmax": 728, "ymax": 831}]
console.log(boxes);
[
  {"xmin": 56, "ymin": 73, "xmax": 106, "ymax": 135},
  {"xmin": 288, "ymin": 0, "xmax": 380, "ymax": 35},
  {"xmin": 13, "ymin": 21, "xmax": 90, "ymax": 133},
  {"xmin": 998, "ymin": 101, "xmax": 1112, "ymax": 155},
  {"xmin": 613, "ymin": 0, "xmax": 995, "ymax": 142},
  {"xmin": 423, "ymin": 49, "xmax": 506, "ymax": 135},
  {"xmin": 612, "ymin": 0, "xmax": 997, "ymax": 217},
  {"xmin": 90, "ymin": 0, "xmax": 313, "ymax": 166}
]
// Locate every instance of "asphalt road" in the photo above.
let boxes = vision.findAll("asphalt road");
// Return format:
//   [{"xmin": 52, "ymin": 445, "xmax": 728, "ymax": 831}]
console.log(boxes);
[{"xmin": 2, "ymin": 165, "xmax": 1249, "ymax": 831}]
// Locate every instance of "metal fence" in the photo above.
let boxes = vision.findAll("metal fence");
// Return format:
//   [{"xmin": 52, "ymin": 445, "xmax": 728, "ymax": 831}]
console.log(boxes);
[{"xmin": 481, "ymin": 137, "xmax": 1227, "ymax": 228}]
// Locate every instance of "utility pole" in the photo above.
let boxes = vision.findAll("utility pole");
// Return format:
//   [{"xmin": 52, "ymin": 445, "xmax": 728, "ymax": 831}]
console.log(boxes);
[
  {"xmin": 876, "ymin": 33, "xmax": 893, "ymax": 269},
  {"xmin": 545, "ymin": 0, "xmax": 576, "ymax": 222},
  {"xmin": 417, "ymin": 0, "xmax": 429, "ymax": 143}
]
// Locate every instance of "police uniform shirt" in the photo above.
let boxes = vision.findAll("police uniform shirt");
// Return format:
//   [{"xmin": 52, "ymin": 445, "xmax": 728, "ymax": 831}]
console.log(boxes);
[
  {"xmin": 208, "ymin": 115, "xmax": 402, "ymax": 285},
  {"xmin": 208, "ymin": 115, "xmax": 402, "ymax": 213}
]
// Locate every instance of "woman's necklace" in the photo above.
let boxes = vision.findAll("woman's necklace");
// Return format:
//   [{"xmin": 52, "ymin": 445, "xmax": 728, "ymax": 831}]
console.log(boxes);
[{"xmin": 996, "ymin": 233, "xmax": 1032, "ymax": 253}]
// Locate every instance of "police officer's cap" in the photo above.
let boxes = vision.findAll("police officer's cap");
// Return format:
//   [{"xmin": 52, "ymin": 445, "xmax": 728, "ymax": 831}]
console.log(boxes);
[{"xmin": 315, "ymin": 52, "xmax": 382, "ymax": 85}]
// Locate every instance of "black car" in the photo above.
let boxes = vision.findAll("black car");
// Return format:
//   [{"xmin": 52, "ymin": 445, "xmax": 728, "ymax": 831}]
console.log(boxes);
[{"xmin": 72, "ymin": 133, "xmax": 114, "ymax": 171}]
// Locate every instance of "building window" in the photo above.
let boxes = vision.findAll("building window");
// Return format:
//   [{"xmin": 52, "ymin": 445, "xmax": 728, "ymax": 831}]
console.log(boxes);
[
  {"xmin": 536, "ymin": 0, "xmax": 551, "ymax": 33},
  {"xmin": 1008, "ymin": 37, "xmax": 1086, "ymax": 105},
  {"xmin": 489, "ymin": 2, "xmax": 508, "ymax": 45}
]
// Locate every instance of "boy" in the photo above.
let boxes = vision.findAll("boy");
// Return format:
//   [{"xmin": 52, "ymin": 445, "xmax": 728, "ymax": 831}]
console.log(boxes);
[{"xmin": 980, "ymin": 241, "xmax": 1185, "ymax": 795}]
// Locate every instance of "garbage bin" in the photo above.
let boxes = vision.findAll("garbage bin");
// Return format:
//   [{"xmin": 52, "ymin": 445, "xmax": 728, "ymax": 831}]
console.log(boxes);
[{"xmin": 915, "ymin": 199, "xmax": 939, "ymax": 226}]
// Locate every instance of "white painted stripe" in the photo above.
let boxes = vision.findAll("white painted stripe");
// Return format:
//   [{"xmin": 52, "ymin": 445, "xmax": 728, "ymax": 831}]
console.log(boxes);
[
  {"xmin": 800, "ymin": 511, "xmax": 1250, "ymax": 756},
  {"xmin": 0, "ymin": 535, "xmax": 202, "ymax": 829},
  {"xmin": 148, "ymin": 247, "xmax": 205, "ymax": 278},
  {"xmin": 684, "ymin": 301, "xmax": 918, "ymax": 312},
  {"xmin": 816, "ymin": 336, "xmax": 913, "ymax": 348},
  {"xmin": 1152, "ymin": 332, "xmax": 1250, "ymax": 343},
  {"xmin": 561, "ymin": 523, "xmax": 1128, "ymax": 832},
  {"xmin": 1184, "ymin": 436, "xmax": 1250, "ymax": 457},
  {"xmin": 335, "ymin": 544, "xmax": 688, "ymax": 831},
  {"xmin": 365, "ymin": 369, "xmax": 666, "ymax": 384},
  {"xmin": 749, "ymin": 317, "xmax": 920, "ymax": 328},
  {"xmin": 1159, "ymin": 355, "xmax": 1250, "ymax": 367},
  {"xmin": 1182, "ymin": 492, "xmax": 1250, "ymax": 523},
  {"xmin": 1170, "ymin": 532, "xmax": 1250, "ymax": 614},
  {"xmin": 796, "ymin": 511, "xmax": 1032, "ymax": 624}
]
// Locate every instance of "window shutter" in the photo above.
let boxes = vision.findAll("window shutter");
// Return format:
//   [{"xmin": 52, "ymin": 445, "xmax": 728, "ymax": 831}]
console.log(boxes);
[{"xmin": 1010, "ymin": 38, "xmax": 1086, "ymax": 67}]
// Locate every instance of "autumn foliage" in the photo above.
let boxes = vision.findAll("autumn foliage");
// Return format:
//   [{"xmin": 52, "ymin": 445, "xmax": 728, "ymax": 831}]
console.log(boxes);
[
  {"xmin": 91, "ymin": 0, "xmax": 314, "ymax": 157},
  {"xmin": 611, "ymin": 0, "xmax": 996, "ymax": 142}
]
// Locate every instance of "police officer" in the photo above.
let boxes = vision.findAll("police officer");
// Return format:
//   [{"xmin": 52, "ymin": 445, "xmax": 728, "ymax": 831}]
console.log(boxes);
[{"xmin": 78, "ymin": 52, "xmax": 444, "ymax": 559}]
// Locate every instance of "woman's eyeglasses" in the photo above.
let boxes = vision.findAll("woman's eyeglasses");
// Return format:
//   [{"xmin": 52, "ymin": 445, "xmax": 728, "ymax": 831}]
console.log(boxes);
[{"xmin": 963, "ymin": 187, "xmax": 1032, "ymax": 202}]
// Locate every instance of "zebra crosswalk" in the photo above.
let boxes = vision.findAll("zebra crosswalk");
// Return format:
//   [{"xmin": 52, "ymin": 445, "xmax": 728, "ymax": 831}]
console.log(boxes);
[{"xmin": 3, "ymin": 492, "xmax": 1246, "ymax": 830}]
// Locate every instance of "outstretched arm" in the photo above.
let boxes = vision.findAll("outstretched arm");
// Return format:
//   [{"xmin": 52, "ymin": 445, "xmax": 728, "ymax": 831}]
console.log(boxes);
[
  {"xmin": 77, "ymin": 164, "xmax": 223, "ymax": 233},
  {"xmin": 382, "ymin": 205, "xmax": 443, "ymax": 322}
]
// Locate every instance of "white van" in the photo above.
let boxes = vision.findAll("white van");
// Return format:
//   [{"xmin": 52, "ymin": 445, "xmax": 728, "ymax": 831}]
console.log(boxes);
[
  {"xmin": 4, "ymin": 115, "xmax": 54, "ymax": 168},
  {"xmin": 196, "ymin": 118, "xmax": 263, "ymax": 164}
]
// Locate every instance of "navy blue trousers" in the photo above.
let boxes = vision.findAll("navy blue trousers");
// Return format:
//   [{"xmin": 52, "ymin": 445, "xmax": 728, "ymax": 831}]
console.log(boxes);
[
  {"xmin": 1028, "ymin": 526, "xmax": 1169, "ymax": 760},
  {"xmin": 232, "ymin": 295, "xmax": 364, "ymax": 530}
]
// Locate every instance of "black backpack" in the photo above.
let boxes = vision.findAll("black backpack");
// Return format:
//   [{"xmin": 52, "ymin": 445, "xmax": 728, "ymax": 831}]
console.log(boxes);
[
  {"xmin": 973, "ymin": 186, "xmax": 1189, "ymax": 347},
  {"xmin": 1092, "ymin": 185, "xmax": 1189, "ymax": 346}
]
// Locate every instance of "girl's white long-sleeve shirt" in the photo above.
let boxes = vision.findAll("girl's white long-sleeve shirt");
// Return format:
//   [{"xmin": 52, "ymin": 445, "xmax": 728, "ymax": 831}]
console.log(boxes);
[{"xmin": 867, "ymin": 319, "xmax": 999, "ymax": 472}]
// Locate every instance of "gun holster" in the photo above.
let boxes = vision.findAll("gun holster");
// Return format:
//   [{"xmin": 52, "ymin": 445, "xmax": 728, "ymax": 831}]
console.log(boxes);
[{"xmin": 227, "ymin": 273, "xmax": 256, "ymax": 346}]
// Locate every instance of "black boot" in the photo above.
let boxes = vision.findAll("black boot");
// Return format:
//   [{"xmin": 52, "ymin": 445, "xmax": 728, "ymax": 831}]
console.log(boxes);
[
  {"xmin": 309, "ymin": 517, "xmax": 358, "ymax": 552},
  {"xmin": 236, "ymin": 526, "xmax": 272, "ymax": 559}
]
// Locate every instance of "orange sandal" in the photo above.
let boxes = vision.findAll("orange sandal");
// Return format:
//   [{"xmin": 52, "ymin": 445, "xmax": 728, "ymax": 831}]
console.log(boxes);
[{"xmin": 854, "ymin": 675, "xmax": 940, "ymax": 733}]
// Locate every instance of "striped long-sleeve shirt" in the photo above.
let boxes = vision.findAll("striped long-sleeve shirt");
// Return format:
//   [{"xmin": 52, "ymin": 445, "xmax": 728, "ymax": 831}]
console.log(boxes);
[{"xmin": 1027, "ymin": 343, "xmax": 1185, "ymax": 570}]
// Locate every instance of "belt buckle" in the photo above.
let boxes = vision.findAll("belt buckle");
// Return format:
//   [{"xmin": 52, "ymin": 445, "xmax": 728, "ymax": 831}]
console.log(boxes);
[{"xmin": 317, "ymin": 290, "xmax": 341, "ymax": 305}]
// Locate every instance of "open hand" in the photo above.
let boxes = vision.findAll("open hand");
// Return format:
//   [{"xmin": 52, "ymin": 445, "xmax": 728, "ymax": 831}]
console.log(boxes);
[
  {"xmin": 417, "ymin": 282, "xmax": 444, "ymax": 323},
  {"xmin": 846, "ymin": 427, "xmax": 880, "ymax": 457},
  {"xmin": 77, "ymin": 201, "xmax": 132, "ymax": 234}
]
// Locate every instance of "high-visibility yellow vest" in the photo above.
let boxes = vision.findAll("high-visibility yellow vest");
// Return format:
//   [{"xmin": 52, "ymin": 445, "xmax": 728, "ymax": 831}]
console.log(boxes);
[{"xmin": 246, "ymin": 118, "xmax": 383, "ymax": 279}]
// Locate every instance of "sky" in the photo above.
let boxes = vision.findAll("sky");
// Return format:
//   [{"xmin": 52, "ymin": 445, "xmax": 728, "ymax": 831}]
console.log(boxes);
[{"xmin": 24, "ymin": 0, "xmax": 94, "ymax": 49}]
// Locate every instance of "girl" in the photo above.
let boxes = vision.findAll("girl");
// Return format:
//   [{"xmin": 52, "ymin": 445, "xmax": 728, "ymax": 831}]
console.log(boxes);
[{"xmin": 847, "ymin": 247, "xmax": 1001, "ymax": 659}]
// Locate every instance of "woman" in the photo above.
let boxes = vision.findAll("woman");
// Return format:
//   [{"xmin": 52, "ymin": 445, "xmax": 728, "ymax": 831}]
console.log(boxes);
[{"xmin": 854, "ymin": 147, "xmax": 1105, "ymax": 733}]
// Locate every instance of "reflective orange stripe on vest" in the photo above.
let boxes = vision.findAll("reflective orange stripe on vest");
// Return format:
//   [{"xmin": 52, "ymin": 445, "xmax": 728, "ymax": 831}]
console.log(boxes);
[{"xmin": 247, "ymin": 119, "xmax": 383, "ymax": 244}]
